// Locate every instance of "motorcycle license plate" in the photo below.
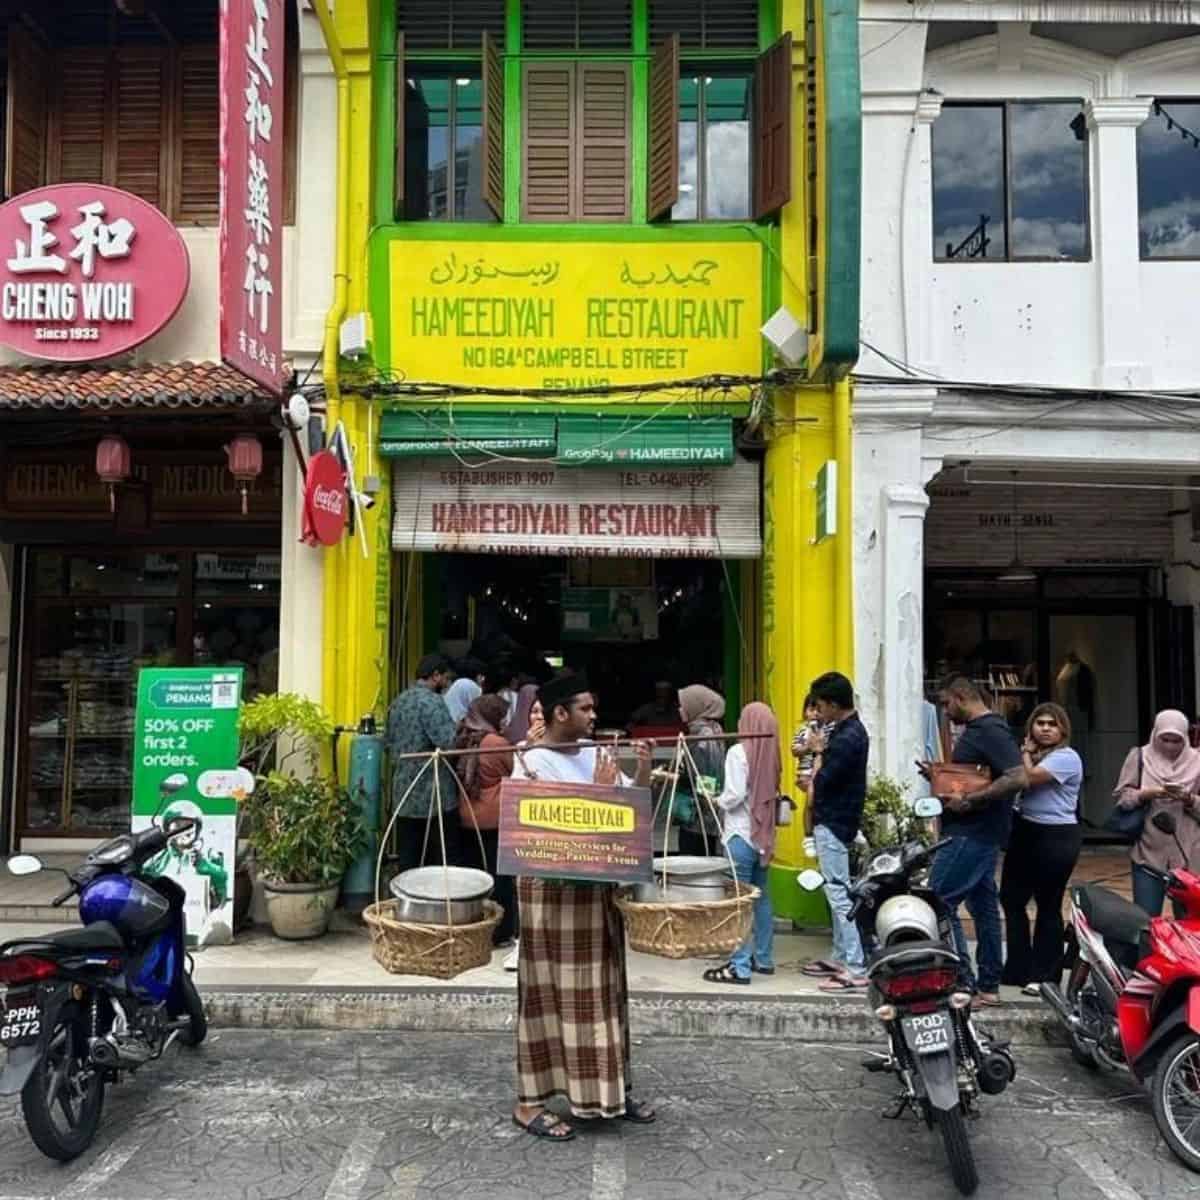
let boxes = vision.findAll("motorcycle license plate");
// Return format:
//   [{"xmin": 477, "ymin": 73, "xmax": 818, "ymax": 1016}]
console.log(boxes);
[
  {"xmin": 901, "ymin": 1011, "xmax": 952, "ymax": 1056},
  {"xmin": 0, "ymin": 992, "xmax": 42, "ymax": 1049}
]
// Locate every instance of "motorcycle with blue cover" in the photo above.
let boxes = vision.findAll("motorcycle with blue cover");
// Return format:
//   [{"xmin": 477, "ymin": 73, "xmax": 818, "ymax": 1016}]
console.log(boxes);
[
  {"xmin": 799, "ymin": 798, "xmax": 1015, "ymax": 1196},
  {"xmin": 0, "ymin": 789, "xmax": 207, "ymax": 1161}
]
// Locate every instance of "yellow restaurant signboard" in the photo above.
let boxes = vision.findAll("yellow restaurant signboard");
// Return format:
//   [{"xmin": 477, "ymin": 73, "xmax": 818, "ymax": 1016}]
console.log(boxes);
[{"xmin": 389, "ymin": 240, "xmax": 765, "ymax": 390}]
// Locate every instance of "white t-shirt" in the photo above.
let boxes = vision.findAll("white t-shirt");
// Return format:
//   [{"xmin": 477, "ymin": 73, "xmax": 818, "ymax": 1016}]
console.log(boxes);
[
  {"xmin": 715, "ymin": 742, "xmax": 754, "ymax": 850},
  {"xmin": 512, "ymin": 742, "xmax": 632, "ymax": 787}
]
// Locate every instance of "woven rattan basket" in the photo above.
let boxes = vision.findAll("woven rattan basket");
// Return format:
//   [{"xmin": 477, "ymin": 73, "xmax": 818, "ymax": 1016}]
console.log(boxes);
[
  {"xmin": 363, "ymin": 899, "xmax": 503, "ymax": 980},
  {"xmin": 615, "ymin": 882, "xmax": 760, "ymax": 960}
]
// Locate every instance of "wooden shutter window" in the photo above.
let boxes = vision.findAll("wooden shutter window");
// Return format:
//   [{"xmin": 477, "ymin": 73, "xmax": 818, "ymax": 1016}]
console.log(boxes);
[
  {"xmin": 646, "ymin": 36, "xmax": 679, "ymax": 221},
  {"xmin": 578, "ymin": 64, "xmax": 630, "ymax": 221},
  {"xmin": 753, "ymin": 32, "xmax": 792, "ymax": 219},
  {"xmin": 52, "ymin": 50, "xmax": 108, "ymax": 187},
  {"xmin": 177, "ymin": 46, "xmax": 220, "ymax": 225},
  {"xmin": 394, "ymin": 31, "xmax": 406, "ymax": 218},
  {"xmin": 522, "ymin": 63, "xmax": 575, "ymax": 222},
  {"xmin": 481, "ymin": 31, "xmax": 504, "ymax": 220},
  {"xmin": 114, "ymin": 48, "xmax": 168, "ymax": 212},
  {"xmin": 6, "ymin": 24, "xmax": 50, "ymax": 196}
]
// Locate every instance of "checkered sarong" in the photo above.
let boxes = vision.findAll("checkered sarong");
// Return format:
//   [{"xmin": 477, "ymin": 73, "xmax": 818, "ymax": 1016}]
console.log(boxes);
[{"xmin": 515, "ymin": 877, "xmax": 630, "ymax": 1118}]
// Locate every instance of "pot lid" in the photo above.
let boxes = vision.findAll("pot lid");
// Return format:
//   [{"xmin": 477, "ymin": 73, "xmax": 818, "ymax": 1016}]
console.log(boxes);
[
  {"xmin": 652, "ymin": 856, "xmax": 732, "ymax": 877},
  {"xmin": 392, "ymin": 866, "xmax": 494, "ymax": 902}
]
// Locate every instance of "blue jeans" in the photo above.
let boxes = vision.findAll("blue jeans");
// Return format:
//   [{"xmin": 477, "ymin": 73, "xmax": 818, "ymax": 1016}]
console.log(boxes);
[
  {"xmin": 929, "ymin": 835, "xmax": 1002, "ymax": 993},
  {"xmin": 727, "ymin": 835, "xmax": 773, "ymax": 980},
  {"xmin": 1132, "ymin": 864, "xmax": 1184, "ymax": 919},
  {"xmin": 815, "ymin": 825, "xmax": 866, "ymax": 974}
]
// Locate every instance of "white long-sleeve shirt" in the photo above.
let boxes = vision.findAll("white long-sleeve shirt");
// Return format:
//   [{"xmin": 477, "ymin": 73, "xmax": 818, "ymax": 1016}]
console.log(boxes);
[{"xmin": 715, "ymin": 742, "xmax": 754, "ymax": 851}]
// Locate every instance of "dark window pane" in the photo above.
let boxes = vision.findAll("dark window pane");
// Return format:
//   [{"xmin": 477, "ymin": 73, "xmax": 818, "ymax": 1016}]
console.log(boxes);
[
  {"xmin": 673, "ymin": 76, "xmax": 700, "ymax": 220},
  {"xmin": 932, "ymin": 105, "xmax": 1007, "ymax": 260},
  {"xmin": 703, "ymin": 75, "xmax": 750, "ymax": 218},
  {"xmin": 453, "ymin": 77, "xmax": 487, "ymax": 219},
  {"xmin": 1138, "ymin": 100, "xmax": 1200, "ymax": 259},
  {"xmin": 194, "ymin": 553, "xmax": 282, "ymax": 598},
  {"xmin": 405, "ymin": 77, "xmax": 451, "ymax": 220},
  {"xmin": 1009, "ymin": 102, "xmax": 1088, "ymax": 259}
]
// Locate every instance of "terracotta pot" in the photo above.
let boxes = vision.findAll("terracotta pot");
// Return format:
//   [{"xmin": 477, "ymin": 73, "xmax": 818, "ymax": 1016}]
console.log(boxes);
[{"xmin": 262, "ymin": 880, "xmax": 340, "ymax": 940}]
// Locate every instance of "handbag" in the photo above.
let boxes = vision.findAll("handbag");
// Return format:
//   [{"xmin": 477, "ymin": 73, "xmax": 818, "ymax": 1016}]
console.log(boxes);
[
  {"xmin": 924, "ymin": 761, "xmax": 992, "ymax": 799},
  {"xmin": 1103, "ymin": 748, "xmax": 1145, "ymax": 839}
]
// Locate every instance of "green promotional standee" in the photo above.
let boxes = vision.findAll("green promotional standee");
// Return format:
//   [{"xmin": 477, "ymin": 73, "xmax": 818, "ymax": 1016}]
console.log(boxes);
[{"xmin": 130, "ymin": 668, "xmax": 244, "ymax": 947}]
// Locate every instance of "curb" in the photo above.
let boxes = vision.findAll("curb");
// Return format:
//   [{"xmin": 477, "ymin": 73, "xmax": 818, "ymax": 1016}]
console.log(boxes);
[{"xmin": 199, "ymin": 985, "xmax": 1057, "ymax": 1045}]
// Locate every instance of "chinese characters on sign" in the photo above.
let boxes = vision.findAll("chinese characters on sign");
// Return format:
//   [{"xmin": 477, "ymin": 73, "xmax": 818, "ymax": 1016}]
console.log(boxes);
[
  {"xmin": 220, "ymin": 0, "xmax": 285, "ymax": 394},
  {"xmin": 0, "ymin": 185, "xmax": 190, "ymax": 361}
]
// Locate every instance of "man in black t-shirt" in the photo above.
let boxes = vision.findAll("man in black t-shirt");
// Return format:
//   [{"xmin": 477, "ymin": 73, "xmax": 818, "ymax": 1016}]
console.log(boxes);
[{"xmin": 930, "ymin": 676, "xmax": 1024, "ymax": 1004}]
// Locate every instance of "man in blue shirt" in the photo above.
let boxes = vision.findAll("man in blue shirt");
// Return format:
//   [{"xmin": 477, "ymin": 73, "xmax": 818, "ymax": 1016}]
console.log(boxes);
[
  {"xmin": 930, "ymin": 676, "xmax": 1024, "ymax": 1004},
  {"xmin": 804, "ymin": 671, "xmax": 870, "ymax": 990}
]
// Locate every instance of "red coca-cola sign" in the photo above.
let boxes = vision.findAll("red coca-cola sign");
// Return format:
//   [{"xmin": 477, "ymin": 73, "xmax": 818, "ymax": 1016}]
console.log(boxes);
[
  {"xmin": 302, "ymin": 450, "xmax": 347, "ymax": 547},
  {"xmin": 0, "ymin": 184, "xmax": 189, "ymax": 362}
]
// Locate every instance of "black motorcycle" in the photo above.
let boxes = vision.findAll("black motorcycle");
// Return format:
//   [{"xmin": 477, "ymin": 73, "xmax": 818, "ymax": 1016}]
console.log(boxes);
[
  {"xmin": 800, "ymin": 820, "xmax": 1015, "ymax": 1196},
  {"xmin": 0, "ymin": 812, "xmax": 206, "ymax": 1160}
]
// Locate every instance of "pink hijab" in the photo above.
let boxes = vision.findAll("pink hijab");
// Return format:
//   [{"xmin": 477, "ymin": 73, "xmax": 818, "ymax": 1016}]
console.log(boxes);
[
  {"xmin": 1142, "ymin": 710, "xmax": 1200, "ymax": 789},
  {"xmin": 741, "ymin": 702, "xmax": 781, "ymax": 865}
]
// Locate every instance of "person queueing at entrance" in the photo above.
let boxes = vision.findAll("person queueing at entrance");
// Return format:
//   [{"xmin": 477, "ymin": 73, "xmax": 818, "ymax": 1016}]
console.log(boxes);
[
  {"xmin": 701, "ymin": 702, "xmax": 782, "ymax": 985},
  {"xmin": 509, "ymin": 672, "xmax": 655, "ymax": 1141},
  {"xmin": 454, "ymin": 694, "xmax": 517, "ymax": 948},
  {"xmin": 501, "ymin": 692, "xmax": 545, "ymax": 972},
  {"xmin": 385, "ymin": 654, "xmax": 461, "ymax": 874},
  {"xmin": 675, "ymin": 684, "xmax": 726, "ymax": 857},
  {"xmin": 800, "ymin": 673, "xmax": 871, "ymax": 992},
  {"xmin": 929, "ymin": 676, "xmax": 1024, "ymax": 1006}
]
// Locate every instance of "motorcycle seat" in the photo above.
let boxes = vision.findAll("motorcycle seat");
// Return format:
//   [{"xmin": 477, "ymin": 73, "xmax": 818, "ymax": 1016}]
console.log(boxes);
[
  {"xmin": 5, "ymin": 922, "xmax": 124, "ymax": 954},
  {"xmin": 869, "ymin": 938, "xmax": 960, "ymax": 972},
  {"xmin": 1074, "ymin": 884, "xmax": 1148, "ymax": 966}
]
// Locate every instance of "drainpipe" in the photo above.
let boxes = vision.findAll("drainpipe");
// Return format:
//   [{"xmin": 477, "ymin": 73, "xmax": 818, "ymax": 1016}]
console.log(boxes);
[
  {"xmin": 834, "ymin": 377, "xmax": 854, "ymax": 676},
  {"xmin": 311, "ymin": 0, "xmax": 351, "ymax": 728}
]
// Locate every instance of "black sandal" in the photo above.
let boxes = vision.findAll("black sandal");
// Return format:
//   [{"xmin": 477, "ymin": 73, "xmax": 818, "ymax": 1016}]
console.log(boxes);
[
  {"xmin": 702, "ymin": 963, "xmax": 750, "ymax": 986},
  {"xmin": 623, "ymin": 1097, "xmax": 657, "ymax": 1124},
  {"xmin": 513, "ymin": 1111, "xmax": 576, "ymax": 1141}
]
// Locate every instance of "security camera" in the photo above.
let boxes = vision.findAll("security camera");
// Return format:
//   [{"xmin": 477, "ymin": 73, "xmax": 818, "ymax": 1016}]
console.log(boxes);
[{"xmin": 357, "ymin": 492, "xmax": 376, "ymax": 511}]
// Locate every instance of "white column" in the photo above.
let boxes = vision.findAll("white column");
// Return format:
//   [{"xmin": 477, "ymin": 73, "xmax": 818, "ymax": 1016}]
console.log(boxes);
[
  {"xmin": 903, "ymin": 94, "xmax": 944, "ymax": 374},
  {"xmin": 1086, "ymin": 98, "xmax": 1153, "ymax": 390}
]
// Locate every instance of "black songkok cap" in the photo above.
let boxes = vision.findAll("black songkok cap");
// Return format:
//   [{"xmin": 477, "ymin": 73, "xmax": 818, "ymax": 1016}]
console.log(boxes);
[{"xmin": 538, "ymin": 672, "xmax": 591, "ymax": 714}]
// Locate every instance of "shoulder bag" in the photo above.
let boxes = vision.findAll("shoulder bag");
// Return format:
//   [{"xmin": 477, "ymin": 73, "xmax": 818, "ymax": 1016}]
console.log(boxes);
[{"xmin": 1102, "ymin": 748, "xmax": 1145, "ymax": 839}]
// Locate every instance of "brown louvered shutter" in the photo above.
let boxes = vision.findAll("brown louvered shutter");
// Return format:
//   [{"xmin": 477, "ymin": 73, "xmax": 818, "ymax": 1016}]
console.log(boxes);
[
  {"xmin": 177, "ymin": 46, "xmax": 220, "ymax": 225},
  {"xmin": 578, "ymin": 63, "xmax": 629, "ymax": 221},
  {"xmin": 481, "ymin": 31, "xmax": 504, "ymax": 220},
  {"xmin": 6, "ymin": 24, "xmax": 50, "ymax": 196},
  {"xmin": 646, "ymin": 36, "xmax": 678, "ymax": 221},
  {"xmin": 522, "ymin": 63, "xmax": 574, "ymax": 221},
  {"xmin": 753, "ymin": 32, "xmax": 792, "ymax": 218},
  {"xmin": 393, "ymin": 31, "xmax": 405, "ymax": 218},
  {"xmin": 52, "ymin": 50, "xmax": 108, "ymax": 186},
  {"xmin": 114, "ymin": 48, "xmax": 169, "ymax": 212}
]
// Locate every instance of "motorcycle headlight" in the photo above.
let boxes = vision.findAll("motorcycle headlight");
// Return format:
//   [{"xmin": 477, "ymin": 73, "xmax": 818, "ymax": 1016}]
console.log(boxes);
[
  {"xmin": 866, "ymin": 850, "xmax": 902, "ymax": 879},
  {"xmin": 89, "ymin": 836, "xmax": 133, "ymax": 866}
]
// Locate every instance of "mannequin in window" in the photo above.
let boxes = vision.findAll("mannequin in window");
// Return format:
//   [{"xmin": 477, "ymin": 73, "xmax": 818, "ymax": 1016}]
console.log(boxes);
[{"xmin": 1055, "ymin": 651, "xmax": 1095, "ymax": 778}]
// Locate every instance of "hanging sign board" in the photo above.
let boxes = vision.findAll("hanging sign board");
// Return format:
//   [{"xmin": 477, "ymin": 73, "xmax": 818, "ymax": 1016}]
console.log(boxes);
[
  {"xmin": 130, "ymin": 668, "xmax": 243, "ymax": 948},
  {"xmin": 302, "ymin": 449, "xmax": 348, "ymax": 546},
  {"xmin": 220, "ymin": 0, "xmax": 286, "ymax": 394},
  {"xmin": 0, "ymin": 184, "xmax": 189, "ymax": 361},
  {"xmin": 496, "ymin": 779, "xmax": 654, "ymax": 884}
]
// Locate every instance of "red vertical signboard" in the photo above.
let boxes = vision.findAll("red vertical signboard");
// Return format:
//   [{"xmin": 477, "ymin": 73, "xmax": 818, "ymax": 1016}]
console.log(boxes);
[{"xmin": 220, "ymin": 0, "xmax": 286, "ymax": 395}]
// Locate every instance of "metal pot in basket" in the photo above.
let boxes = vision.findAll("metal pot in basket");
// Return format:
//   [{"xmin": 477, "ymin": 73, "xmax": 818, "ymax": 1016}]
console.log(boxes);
[
  {"xmin": 389, "ymin": 866, "xmax": 494, "ymax": 925},
  {"xmin": 632, "ymin": 855, "xmax": 732, "ymax": 903}
]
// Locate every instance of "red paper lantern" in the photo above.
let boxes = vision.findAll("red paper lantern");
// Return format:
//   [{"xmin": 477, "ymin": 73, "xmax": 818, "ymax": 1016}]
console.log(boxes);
[
  {"xmin": 95, "ymin": 435, "xmax": 131, "ymax": 513},
  {"xmin": 225, "ymin": 434, "xmax": 264, "ymax": 515}
]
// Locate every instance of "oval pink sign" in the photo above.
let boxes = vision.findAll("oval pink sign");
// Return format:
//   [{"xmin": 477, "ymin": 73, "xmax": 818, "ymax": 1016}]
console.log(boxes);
[{"xmin": 0, "ymin": 184, "xmax": 190, "ymax": 362}]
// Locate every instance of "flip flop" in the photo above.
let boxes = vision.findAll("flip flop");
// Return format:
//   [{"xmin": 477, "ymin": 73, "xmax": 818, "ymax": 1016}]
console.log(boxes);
[
  {"xmin": 801, "ymin": 959, "xmax": 842, "ymax": 978},
  {"xmin": 623, "ymin": 1097, "xmax": 657, "ymax": 1124},
  {"xmin": 512, "ymin": 1111, "xmax": 575, "ymax": 1141},
  {"xmin": 819, "ymin": 973, "xmax": 869, "ymax": 992}
]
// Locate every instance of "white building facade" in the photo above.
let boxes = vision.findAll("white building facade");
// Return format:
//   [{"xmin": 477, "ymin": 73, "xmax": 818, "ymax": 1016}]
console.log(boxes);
[{"xmin": 855, "ymin": 8, "xmax": 1200, "ymax": 826}]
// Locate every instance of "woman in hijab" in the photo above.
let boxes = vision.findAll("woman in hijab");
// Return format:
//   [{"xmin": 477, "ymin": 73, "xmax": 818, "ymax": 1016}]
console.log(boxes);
[
  {"xmin": 675, "ymin": 685, "xmax": 727, "ymax": 856},
  {"xmin": 456, "ymin": 694, "xmax": 517, "ymax": 945},
  {"xmin": 506, "ymin": 684, "xmax": 541, "ymax": 745},
  {"xmin": 1115, "ymin": 709, "xmax": 1200, "ymax": 916},
  {"xmin": 702, "ymin": 701, "xmax": 781, "ymax": 985}
]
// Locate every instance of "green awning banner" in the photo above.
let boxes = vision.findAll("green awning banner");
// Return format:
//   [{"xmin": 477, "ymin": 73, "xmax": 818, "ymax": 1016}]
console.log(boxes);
[
  {"xmin": 379, "ymin": 411, "xmax": 557, "ymax": 458},
  {"xmin": 556, "ymin": 414, "xmax": 734, "ymax": 467}
]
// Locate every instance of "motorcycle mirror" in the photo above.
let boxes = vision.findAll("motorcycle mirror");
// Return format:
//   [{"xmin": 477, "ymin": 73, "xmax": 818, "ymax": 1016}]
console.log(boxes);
[
  {"xmin": 1152, "ymin": 811, "xmax": 1178, "ymax": 836},
  {"xmin": 7, "ymin": 853, "xmax": 43, "ymax": 877},
  {"xmin": 161, "ymin": 772, "xmax": 189, "ymax": 797},
  {"xmin": 913, "ymin": 797, "xmax": 943, "ymax": 819},
  {"xmin": 796, "ymin": 869, "xmax": 826, "ymax": 893}
]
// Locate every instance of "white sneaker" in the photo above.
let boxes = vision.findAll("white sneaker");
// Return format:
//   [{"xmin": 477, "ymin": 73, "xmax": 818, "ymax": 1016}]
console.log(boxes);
[{"xmin": 504, "ymin": 941, "xmax": 519, "ymax": 972}]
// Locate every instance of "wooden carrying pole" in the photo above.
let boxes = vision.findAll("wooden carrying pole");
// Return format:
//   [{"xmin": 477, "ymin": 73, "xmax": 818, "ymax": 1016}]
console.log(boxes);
[{"xmin": 386, "ymin": 731, "xmax": 774, "ymax": 763}]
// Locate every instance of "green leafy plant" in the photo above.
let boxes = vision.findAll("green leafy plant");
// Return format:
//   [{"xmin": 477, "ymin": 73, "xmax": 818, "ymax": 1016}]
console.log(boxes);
[
  {"xmin": 241, "ymin": 770, "xmax": 366, "ymax": 886},
  {"xmin": 238, "ymin": 693, "xmax": 334, "ymax": 776},
  {"xmin": 860, "ymin": 774, "xmax": 933, "ymax": 851}
]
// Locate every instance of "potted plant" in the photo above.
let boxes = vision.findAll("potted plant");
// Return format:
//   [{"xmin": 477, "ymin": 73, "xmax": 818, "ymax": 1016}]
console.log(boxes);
[
  {"xmin": 241, "ymin": 769, "xmax": 366, "ymax": 940},
  {"xmin": 860, "ymin": 774, "xmax": 934, "ymax": 853}
]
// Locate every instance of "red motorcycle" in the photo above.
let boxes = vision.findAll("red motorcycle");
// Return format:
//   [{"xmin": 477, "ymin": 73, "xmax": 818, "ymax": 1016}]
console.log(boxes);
[{"xmin": 1042, "ymin": 811, "xmax": 1200, "ymax": 1171}]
